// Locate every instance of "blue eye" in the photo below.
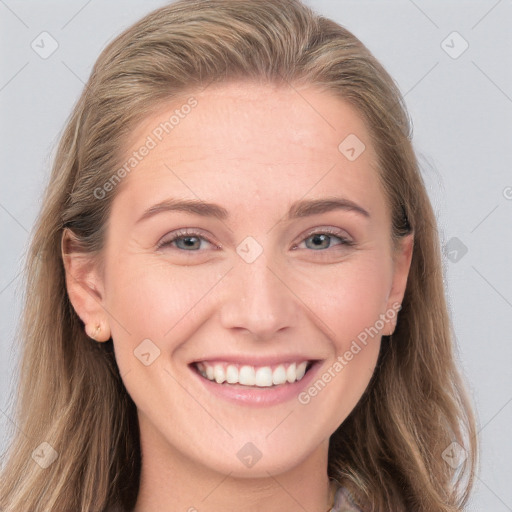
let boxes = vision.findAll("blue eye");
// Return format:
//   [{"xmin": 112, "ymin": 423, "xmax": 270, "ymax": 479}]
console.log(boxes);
[
  {"xmin": 157, "ymin": 229, "xmax": 215, "ymax": 251},
  {"xmin": 156, "ymin": 227, "xmax": 354, "ymax": 252},
  {"xmin": 299, "ymin": 231, "xmax": 353, "ymax": 251}
]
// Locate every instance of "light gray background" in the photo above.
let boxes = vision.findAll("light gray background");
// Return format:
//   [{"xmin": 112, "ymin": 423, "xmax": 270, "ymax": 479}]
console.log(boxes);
[{"xmin": 1, "ymin": 1, "xmax": 511, "ymax": 510}]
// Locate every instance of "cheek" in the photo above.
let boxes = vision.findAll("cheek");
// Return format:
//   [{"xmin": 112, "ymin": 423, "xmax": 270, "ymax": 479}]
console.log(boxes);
[
  {"xmin": 103, "ymin": 259, "xmax": 227, "ymax": 415},
  {"xmin": 300, "ymin": 252, "xmax": 392, "ymax": 346},
  {"xmin": 104, "ymin": 256, "xmax": 226, "ymax": 344},
  {"xmin": 295, "ymin": 254, "xmax": 390, "ymax": 414}
]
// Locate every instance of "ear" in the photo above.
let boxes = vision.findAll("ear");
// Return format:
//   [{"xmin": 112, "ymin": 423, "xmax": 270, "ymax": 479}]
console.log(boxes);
[
  {"xmin": 61, "ymin": 228, "xmax": 111, "ymax": 342},
  {"xmin": 383, "ymin": 233, "xmax": 414, "ymax": 335}
]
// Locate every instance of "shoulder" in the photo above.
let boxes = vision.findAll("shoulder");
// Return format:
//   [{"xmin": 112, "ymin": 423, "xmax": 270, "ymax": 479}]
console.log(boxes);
[{"xmin": 331, "ymin": 484, "xmax": 364, "ymax": 512}]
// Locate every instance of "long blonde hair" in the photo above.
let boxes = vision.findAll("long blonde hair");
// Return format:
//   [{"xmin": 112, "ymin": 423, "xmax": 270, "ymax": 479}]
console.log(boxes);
[{"xmin": 0, "ymin": 1, "xmax": 478, "ymax": 510}]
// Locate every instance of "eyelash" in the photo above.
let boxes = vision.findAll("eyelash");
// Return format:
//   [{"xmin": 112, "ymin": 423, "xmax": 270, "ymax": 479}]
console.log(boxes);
[{"xmin": 156, "ymin": 227, "xmax": 354, "ymax": 252}]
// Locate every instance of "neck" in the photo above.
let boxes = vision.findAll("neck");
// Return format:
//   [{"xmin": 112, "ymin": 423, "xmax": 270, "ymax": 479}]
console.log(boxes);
[{"xmin": 133, "ymin": 416, "xmax": 334, "ymax": 512}]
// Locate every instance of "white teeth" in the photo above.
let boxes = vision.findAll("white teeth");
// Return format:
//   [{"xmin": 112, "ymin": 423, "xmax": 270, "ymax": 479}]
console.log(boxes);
[
  {"xmin": 214, "ymin": 364, "xmax": 226, "ymax": 384},
  {"xmin": 296, "ymin": 361, "xmax": 307, "ymax": 380},
  {"xmin": 286, "ymin": 362, "xmax": 297, "ymax": 383},
  {"xmin": 238, "ymin": 365, "xmax": 256, "ymax": 386},
  {"xmin": 255, "ymin": 367, "xmax": 273, "ymax": 387},
  {"xmin": 272, "ymin": 365, "xmax": 287, "ymax": 385},
  {"xmin": 226, "ymin": 364, "xmax": 238, "ymax": 384},
  {"xmin": 196, "ymin": 360, "xmax": 310, "ymax": 387}
]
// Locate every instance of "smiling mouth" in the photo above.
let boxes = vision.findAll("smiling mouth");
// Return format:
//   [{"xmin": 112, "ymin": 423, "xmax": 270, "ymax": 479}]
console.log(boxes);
[{"xmin": 192, "ymin": 360, "xmax": 315, "ymax": 387}]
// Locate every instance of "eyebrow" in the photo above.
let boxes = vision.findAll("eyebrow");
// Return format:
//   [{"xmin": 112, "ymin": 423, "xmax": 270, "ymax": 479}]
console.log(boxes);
[{"xmin": 135, "ymin": 196, "xmax": 370, "ymax": 224}]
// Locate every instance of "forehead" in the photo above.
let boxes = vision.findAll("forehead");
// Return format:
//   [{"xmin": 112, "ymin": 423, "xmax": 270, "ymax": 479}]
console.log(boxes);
[{"xmin": 112, "ymin": 81, "xmax": 385, "ymax": 223}]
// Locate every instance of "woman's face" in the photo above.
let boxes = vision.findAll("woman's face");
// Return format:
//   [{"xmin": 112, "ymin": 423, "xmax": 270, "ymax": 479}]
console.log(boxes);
[{"xmin": 77, "ymin": 82, "xmax": 412, "ymax": 477}]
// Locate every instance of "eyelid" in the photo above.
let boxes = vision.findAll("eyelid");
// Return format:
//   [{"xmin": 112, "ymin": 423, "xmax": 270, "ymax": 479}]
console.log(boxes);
[
  {"xmin": 156, "ymin": 225, "xmax": 354, "ymax": 252},
  {"xmin": 294, "ymin": 225, "xmax": 353, "ymax": 246},
  {"xmin": 156, "ymin": 228, "xmax": 221, "ymax": 251}
]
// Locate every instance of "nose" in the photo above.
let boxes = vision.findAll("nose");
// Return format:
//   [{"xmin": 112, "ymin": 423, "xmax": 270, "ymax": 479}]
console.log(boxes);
[{"xmin": 218, "ymin": 254, "xmax": 299, "ymax": 341}]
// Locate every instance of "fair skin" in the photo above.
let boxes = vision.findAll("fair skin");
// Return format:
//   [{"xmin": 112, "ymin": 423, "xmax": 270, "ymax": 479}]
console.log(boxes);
[{"xmin": 63, "ymin": 82, "xmax": 413, "ymax": 512}]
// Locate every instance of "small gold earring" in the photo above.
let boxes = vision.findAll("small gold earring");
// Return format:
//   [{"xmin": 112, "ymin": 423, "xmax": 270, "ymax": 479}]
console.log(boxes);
[{"xmin": 88, "ymin": 323, "xmax": 101, "ymax": 341}]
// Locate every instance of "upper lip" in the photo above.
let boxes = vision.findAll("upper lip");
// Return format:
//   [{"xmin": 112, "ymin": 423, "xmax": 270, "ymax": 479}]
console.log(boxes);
[{"xmin": 190, "ymin": 355, "xmax": 321, "ymax": 366}]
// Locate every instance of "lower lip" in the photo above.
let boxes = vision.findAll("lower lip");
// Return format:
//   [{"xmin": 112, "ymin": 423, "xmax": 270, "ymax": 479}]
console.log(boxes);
[{"xmin": 190, "ymin": 361, "xmax": 321, "ymax": 406}]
